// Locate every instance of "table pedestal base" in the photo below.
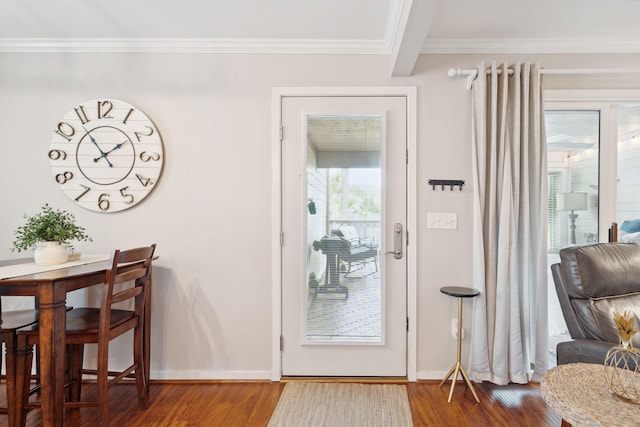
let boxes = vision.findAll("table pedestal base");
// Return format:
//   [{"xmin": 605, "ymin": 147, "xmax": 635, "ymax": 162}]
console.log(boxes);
[{"xmin": 439, "ymin": 360, "xmax": 480, "ymax": 403}]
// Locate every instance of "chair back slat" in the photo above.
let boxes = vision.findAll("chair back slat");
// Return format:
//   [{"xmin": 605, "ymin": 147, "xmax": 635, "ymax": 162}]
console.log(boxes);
[
  {"xmin": 114, "ymin": 268, "xmax": 148, "ymax": 285},
  {"xmin": 111, "ymin": 287, "xmax": 143, "ymax": 305},
  {"xmin": 114, "ymin": 246, "xmax": 155, "ymax": 265}
]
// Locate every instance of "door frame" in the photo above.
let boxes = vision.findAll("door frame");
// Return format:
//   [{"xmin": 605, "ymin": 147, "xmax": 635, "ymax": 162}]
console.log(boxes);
[{"xmin": 270, "ymin": 87, "xmax": 417, "ymax": 381}]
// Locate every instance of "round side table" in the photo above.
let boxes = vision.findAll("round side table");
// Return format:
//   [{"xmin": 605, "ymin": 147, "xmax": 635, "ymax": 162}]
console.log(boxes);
[
  {"xmin": 439, "ymin": 286, "xmax": 481, "ymax": 403},
  {"xmin": 541, "ymin": 363, "xmax": 640, "ymax": 426}
]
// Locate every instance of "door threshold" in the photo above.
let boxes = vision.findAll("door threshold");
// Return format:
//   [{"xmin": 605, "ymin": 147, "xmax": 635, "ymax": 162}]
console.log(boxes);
[{"xmin": 281, "ymin": 376, "xmax": 408, "ymax": 383}]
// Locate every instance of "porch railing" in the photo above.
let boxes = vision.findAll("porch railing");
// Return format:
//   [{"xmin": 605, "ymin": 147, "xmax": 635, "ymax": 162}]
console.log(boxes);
[{"xmin": 328, "ymin": 219, "xmax": 381, "ymax": 245}]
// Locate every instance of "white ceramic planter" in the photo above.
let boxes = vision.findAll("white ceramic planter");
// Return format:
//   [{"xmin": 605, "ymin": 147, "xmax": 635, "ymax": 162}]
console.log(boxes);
[{"xmin": 34, "ymin": 242, "xmax": 69, "ymax": 266}]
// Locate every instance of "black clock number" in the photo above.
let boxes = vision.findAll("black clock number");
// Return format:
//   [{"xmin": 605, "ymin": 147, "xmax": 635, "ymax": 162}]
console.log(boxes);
[
  {"xmin": 74, "ymin": 105, "xmax": 90, "ymax": 124},
  {"xmin": 55, "ymin": 122, "xmax": 75, "ymax": 142},
  {"xmin": 98, "ymin": 193, "xmax": 110, "ymax": 211},
  {"xmin": 136, "ymin": 174, "xmax": 153, "ymax": 187},
  {"xmin": 74, "ymin": 184, "xmax": 91, "ymax": 202},
  {"xmin": 98, "ymin": 100, "xmax": 114, "ymax": 119},
  {"xmin": 48, "ymin": 149, "xmax": 67, "ymax": 160},
  {"xmin": 55, "ymin": 171, "xmax": 73, "ymax": 184},
  {"xmin": 120, "ymin": 186, "xmax": 135, "ymax": 204},
  {"xmin": 134, "ymin": 126, "xmax": 154, "ymax": 142},
  {"xmin": 139, "ymin": 151, "xmax": 161, "ymax": 162},
  {"xmin": 122, "ymin": 108, "xmax": 135, "ymax": 124}
]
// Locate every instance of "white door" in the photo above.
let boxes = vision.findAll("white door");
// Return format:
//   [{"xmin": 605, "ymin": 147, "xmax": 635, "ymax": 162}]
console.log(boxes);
[{"xmin": 281, "ymin": 95, "xmax": 407, "ymax": 376}]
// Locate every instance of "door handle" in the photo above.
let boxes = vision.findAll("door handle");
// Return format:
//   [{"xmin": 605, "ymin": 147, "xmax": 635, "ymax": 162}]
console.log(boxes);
[{"xmin": 384, "ymin": 223, "xmax": 403, "ymax": 259}]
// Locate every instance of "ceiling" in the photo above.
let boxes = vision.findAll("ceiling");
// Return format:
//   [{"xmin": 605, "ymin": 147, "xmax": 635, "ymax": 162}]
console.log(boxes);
[{"xmin": 2, "ymin": 0, "xmax": 640, "ymax": 76}]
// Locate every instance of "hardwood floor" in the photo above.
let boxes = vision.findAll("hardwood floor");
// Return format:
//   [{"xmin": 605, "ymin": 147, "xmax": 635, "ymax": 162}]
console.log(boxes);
[
  {"xmin": 407, "ymin": 381, "xmax": 562, "ymax": 427},
  {"xmin": 0, "ymin": 380, "xmax": 562, "ymax": 426}
]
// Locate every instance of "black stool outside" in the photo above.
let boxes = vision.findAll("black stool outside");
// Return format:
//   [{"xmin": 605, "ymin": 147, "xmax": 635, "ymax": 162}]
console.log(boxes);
[{"xmin": 439, "ymin": 286, "xmax": 480, "ymax": 403}]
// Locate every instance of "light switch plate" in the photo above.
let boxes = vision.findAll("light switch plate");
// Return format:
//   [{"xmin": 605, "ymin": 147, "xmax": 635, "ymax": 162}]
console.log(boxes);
[{"xmin": 427, "ymin": 212, "xmax": 458, "ymax": 229}]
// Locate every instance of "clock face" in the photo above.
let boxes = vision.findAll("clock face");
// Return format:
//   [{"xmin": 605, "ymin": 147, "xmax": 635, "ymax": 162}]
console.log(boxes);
[{"xmin": 49, "ymin": 99, "xmax": 164, "ymax": 212}]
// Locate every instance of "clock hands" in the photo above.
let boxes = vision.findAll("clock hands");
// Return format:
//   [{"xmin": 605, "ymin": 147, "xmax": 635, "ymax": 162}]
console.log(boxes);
[
  {"xmin": 84, "ymin": 126, "xmax": 113, "ymax": 167},
  {"xmin": 93, "ymin": 140, "xmax": 129, "ymax": 164}
]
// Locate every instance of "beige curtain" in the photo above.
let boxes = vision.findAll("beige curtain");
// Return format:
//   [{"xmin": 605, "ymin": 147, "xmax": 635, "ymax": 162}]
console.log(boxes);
[{"xmin": 468, "ymin": 61, "xmax": 548, "ymax": 385}]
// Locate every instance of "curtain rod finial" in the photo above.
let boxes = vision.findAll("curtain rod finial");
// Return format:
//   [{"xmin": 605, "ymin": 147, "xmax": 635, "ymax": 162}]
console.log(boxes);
[{"xmin": 448, "ymin": 68, "xmax": 460, "ymax": 78}]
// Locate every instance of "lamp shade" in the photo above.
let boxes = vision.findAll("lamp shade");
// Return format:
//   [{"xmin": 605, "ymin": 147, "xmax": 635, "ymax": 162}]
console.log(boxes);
[{"xmin": 557, "ymin": 192, "xmax": 588, "ymax": 211}]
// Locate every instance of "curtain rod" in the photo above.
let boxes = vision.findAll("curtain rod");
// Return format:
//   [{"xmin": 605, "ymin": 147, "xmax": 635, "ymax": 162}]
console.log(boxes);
[{"xmin": 448, "ymin": 67, "xmax": 640, "ymax": 90}]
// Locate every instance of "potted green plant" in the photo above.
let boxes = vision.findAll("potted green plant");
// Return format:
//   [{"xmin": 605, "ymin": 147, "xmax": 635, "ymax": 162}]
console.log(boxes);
[{"xmin": 12, "ymin": 204, "xmax": 92, "ymax": 265}]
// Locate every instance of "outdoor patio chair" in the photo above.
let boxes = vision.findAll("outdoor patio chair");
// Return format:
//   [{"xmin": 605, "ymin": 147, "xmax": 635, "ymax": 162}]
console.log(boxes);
[{"xmin": 330, "ymin": 229, "xmax": 379, "ymax": 277}]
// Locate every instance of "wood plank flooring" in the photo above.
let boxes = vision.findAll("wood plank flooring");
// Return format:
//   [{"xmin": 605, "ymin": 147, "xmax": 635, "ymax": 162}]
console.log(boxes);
[{"xmin": 0, "ymin": 380, "xmax": 562, "ymax": 426}]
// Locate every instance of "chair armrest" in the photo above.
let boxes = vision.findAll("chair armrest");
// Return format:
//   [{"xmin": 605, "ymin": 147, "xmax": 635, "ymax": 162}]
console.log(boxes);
[{"xmin": 556, "ymin": 339, "xmax": 616, "ymax": 365}]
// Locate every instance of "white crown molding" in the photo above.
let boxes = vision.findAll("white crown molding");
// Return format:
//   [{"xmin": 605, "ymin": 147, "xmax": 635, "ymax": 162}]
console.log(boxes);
[
  {"xmin": 422, "ymin": 38, "xmax": 640, "ymax": 54},
  {"xmin": 0, "ymin": 37, "xmax": 390, "ymax": 54},
  {"xmin": 5, "ymin": 36, "xmax": 640, "ymax": 55}
]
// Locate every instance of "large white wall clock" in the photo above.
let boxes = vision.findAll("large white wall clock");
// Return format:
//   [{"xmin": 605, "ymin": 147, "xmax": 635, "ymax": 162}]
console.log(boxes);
[{"xmin": 49, "ymin": 99, "xmax": 164, "ymax": 213}]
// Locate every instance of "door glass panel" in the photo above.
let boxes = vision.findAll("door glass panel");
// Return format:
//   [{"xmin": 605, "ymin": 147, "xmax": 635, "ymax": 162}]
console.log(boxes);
[
  {"xmin": 617, "ymin": 105, "xmax": 640, "ymax": 238},
  {"xmin": 305, "ymin": 115, "xmax": 382, "ymax": 344},
  {"xmin": 546, "ymin": 110, "xmax": 600, "ymax": 248},
  {"xmin": 545, "ymin": 110, "xmax": 600, "ymax": 366}
]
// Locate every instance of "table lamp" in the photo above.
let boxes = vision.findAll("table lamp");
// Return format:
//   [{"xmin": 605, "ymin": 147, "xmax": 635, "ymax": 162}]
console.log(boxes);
[{"xmin": 557, "ymin": 192, "xmax": 588, "ymax": 244}]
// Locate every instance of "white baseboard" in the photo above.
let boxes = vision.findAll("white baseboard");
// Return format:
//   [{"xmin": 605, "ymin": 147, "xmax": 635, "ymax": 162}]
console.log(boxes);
[
  {"xmin": 417, "ymin": 370, "xmax": 450, "ymax": 380},
  {"xmin": 150, "ymin": 370, "xmax": 272, "ymax": 381}
]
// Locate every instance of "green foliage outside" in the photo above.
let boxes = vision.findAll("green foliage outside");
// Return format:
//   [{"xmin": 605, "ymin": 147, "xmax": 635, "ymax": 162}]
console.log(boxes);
[{"xmin": 329, "ymin": 169, "xmax": 380, "ymax": 220}]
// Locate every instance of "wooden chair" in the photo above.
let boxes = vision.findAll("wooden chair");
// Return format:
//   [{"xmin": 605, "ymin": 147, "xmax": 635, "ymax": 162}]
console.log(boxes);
[
  {"xmin": 0, "ymin": 300, "xmax": 40, "ymax": 427},
  {"xmin": 15, "ymin": 244, "xmax": 156, "ymax": 427}
]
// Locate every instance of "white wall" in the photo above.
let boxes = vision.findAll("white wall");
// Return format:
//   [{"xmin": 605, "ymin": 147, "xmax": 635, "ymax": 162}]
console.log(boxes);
[{"xmin": 2, "ymin": 51, "xmax": 640, "ymax": 380}]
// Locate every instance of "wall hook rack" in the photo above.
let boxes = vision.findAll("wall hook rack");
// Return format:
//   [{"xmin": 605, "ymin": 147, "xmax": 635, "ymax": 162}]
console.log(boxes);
[{"xmin": 428, "ymin": 179, "xmax": 465, "ymax": 191}]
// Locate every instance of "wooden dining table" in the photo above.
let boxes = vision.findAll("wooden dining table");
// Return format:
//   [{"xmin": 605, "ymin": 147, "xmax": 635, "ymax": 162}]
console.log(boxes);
[{"xmin": 0, "ymin": 255, "xmax": 154, "ymax": 426}]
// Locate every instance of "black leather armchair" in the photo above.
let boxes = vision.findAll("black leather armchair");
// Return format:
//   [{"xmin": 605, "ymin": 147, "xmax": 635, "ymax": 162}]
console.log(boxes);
[{"xmin": 551, "ymin": 242, "xmax": 640, "ymax": 365}]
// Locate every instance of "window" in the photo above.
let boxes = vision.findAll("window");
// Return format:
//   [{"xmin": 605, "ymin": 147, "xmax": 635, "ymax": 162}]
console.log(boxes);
[
  {"xmin": 545, "ymin": 109, "xmax": 599, "ymax": 248},
  {"xmin": 544, "ymin": 90, "xmax": 640, "ymax": 366},
  {"xmin": 617, "ymin": 104, "xmax": 640, "ymax": 238}
]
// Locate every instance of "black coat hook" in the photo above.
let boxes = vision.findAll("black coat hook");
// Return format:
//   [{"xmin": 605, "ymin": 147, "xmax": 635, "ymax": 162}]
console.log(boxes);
[{"xmin": 428, "ymin": 179, "xmax": 465, "ymax": 191}]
